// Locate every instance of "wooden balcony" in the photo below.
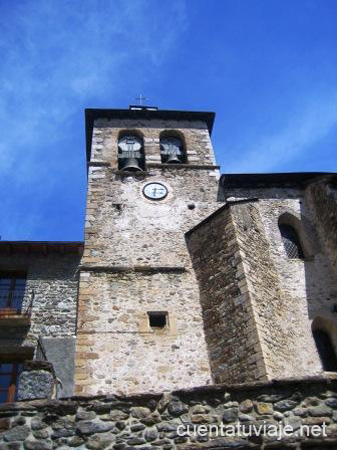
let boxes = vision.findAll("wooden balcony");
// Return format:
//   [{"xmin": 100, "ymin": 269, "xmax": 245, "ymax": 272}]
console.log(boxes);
[{"xmin": 0, "ymin": 290, "xmax": 34, "ymax": 326}]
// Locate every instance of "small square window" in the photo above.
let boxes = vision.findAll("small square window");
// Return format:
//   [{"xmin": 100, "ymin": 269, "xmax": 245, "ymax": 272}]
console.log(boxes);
[{"xmin": 148, "ymin": 312, "xmax": 168, "ymax": 329}]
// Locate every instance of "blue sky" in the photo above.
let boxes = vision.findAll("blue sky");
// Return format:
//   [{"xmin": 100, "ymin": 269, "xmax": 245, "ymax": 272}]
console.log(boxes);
[{"xmin": 0, "ymin": 0, "xmax": 336, "ymax": 241}]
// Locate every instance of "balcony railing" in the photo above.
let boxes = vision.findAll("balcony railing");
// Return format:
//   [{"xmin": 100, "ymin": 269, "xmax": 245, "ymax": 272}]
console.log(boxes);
[
  {"xmin": 0, "ymin": 289, "xmax": 35, "ymax": 317},
  {"xmin": 35, "ymin": 336, "xmax": 48, "ymax": 362}
]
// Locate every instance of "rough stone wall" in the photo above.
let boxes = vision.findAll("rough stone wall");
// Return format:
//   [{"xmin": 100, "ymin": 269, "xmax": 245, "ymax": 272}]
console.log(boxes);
[
  {"xmin": 186, "ymin": 202, "xmax": 268, "ymax": 385},
  {"xmin": 17, "ymin": 362, "xmax": 56, "ymax": 402},
  {"xmin": 83, "ymin": 168, "xmax": 220, "ymax": 268},
  {"xmin": 0, "ymin": 252, "xmax": 80, "ymax": 347},
  {"xmin": 76, "ymin": 269, "xmax": 212, "ymax": 395},
  {"xmin": 76, "ymin": 118, "xmax": 222, "ymax": 396},
  {"xmin": 1, "ymin": 378, "xmax": 337, "ymax": 449},
  {"xmin": 222, "ymin": 183, "xmax": 337, "ymax": 379},
  {"xmin": 0, "ymin": 251, "xmax": 80, "ymax": 398},
  {"xmin": 306, "ymin": 178, "xmax": 337, "ymax": 274},
  {"xmin": 230, "ymin": 202, "xmax": 297, "ymax": 380},
  {"xmin": 90, "ymin": 118, "xmax": 217, "ymax": 168}
]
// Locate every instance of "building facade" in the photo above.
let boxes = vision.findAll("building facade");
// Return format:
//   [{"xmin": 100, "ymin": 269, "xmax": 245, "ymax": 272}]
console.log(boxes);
[{"xmin": 0, "ymin": 106, "xmax": 336, "ymax": 403}]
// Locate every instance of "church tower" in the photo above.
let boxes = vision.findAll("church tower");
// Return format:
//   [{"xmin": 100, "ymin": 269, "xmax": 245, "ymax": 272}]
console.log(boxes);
[{"xmin": 74, "ymin": 106, "xmax": 221, "ymax": 395}]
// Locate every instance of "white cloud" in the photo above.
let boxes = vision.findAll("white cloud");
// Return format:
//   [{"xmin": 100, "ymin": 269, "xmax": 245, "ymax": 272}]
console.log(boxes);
[
  {"xmin": 0, "ymin": 0, "xmax": 188, "ymax": 238},
  {"xmin": 0, "ymin": 0, "xmax": 188, "ymax": 178}
]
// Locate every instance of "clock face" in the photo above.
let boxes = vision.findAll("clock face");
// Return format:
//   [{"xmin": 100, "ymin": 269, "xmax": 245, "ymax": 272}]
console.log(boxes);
[{"xmin": 143, "ymin": 183, "xmax": 168, "ymax": 200}]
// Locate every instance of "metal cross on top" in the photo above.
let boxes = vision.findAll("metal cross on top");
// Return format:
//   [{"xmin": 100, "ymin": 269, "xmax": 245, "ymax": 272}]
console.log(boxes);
[{"xmin": 135, "ymin": 94, "xmax": 149, "ymax": 106}]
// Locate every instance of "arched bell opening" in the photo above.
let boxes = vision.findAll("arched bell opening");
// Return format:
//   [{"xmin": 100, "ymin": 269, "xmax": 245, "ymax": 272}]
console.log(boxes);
[
  {"xmin": 160, "ymin": 131, "xmax": 187, "ymax": 164},
  {"xmin": 118, "ymin": 131, "xmax": 145, "ymax": 172}
]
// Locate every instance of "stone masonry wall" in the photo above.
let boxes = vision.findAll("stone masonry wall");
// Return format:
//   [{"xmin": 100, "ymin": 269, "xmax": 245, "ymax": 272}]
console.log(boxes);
[
  {"xmin": 306, "ymin": 178, "xmax": 337, "ymax": 275},
  {"xmin": 186, "ymin": 202, "xmax": 267, "ymax": 385},
  {"xmin": 0, "ymin": 251, "xmax": 80, "ymax": 348},
  {"xmin": 83, "ymin": 167, "xmax": 220, "ymax": 268},
  {"xmin": 76, "ymin": 269, "xmax": 212, "ymax": 396},
  {"xmin": 76, "ymin": 117, "xmax": 222, "ymax": 396},
  {"xmin": 1, "ymin": 378, "xmax": 337, "ymax": 449},
  {"xmin": 230, "ymin": 202, "xmax": 297, "ymax": 380},
  {"xmin": 222, "ymin": 183, "xmax": 337, "ymax": 379},
  {"xmin": 90, "ymin": 118, "xmax": 217, "ymax": 168}
]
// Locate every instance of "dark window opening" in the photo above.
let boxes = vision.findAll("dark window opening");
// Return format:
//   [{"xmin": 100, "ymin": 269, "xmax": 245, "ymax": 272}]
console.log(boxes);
[
  {"xmin": 313, "ymin": 329, "xmax": 337, "ymax": 372},
  {"xmin": 279, "ymin": 224, "xmax": 304, "ymax": 259},
  {"xmin": 0, "ymin": 361, "xmax": 23, "ymax": 403},
  {"xmin": 148, "ymin": 312, "xmax": 167, "ymax": 329},
  {"xmin": 0, "ymin": 271, "xmax": 27, "ymax": 315}
]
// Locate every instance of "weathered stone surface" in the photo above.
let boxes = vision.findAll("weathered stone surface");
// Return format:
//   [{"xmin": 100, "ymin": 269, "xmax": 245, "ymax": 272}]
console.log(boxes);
[
  {"xmin": 108, "ymin": 410, "xmax": 128, "ymax": 421},
  {"xmin": 75, "ymin": 116, "xmax": 221, "ymax": 397},
  {"xmin": 274, "ymin": 400, "xmax": 298, "ymax": 412},
  {"xmin": 76, "ymin": 409, "xmax": 96, "ymax": 421},
  {"xmin": 273, "ymin": 411, "xmax": 283, "ymax": 421},
  {"xmin": 144, "ymin": 427, "xmax": 158, "ymax": 442},
  {"xmin": 0, "ymin": 379, "xmax": 331, "ymax": 448},
  {"xmin": 0, "ymin": 251, "xmax": 80, "ymax": 348},
  {"xmin": 326, "ymin": 398, "xmax": 337, "ymax": 409},
  {"xmin": 222, "ymin": 407, "xmax": 238, "ymax": 423},
  {"xmin": 0, "ymin": 443, "xmax": 22, "ymax": 450},
  {"xmin": 18, "ymin": 370, "xmax": 55, "ymax": 401},
  {"xmin": 11, "ymin": 416, "xmax": 26, "ymax": 426},
  {"xmin": 32, "ymin": 429, "xmax": 49, "ymax": 439},
  {"xmin": 31, "ymin": 418, "xmax": 46, "ymax": 430},
  {"xmin": 239, "ymin": 413, "xmax": 255, "ymax": 422},
  {"xmin": 130, "ymin": 423, "xmax": 145, "ymax": 432},
  {"xmin": 3, "ymin": 425, "xmax": 30, "ymax": 442},
  {"xmin": 130, "ymin": 407, "xmax": 151, "ymax": 419},
  {"xmin": 255, "ymin": 403, "xmax": 273, "ymax": 415},
  {"xmin": 283, "ymin": 415, "xmax": 302, "ymax": 430},
  {"xmin": 76, "ymin": 420, "xmax": 114, "ymax": 435},
  {"xmin": 67, "ymin": 435, "xmax": 86, "ymax": 447},
  {"xmin": 309, "ymin": 404, "xmax": 333, "ymax": 417},
  {"xmin": 239, "ymin": 400, "xmax": 253, "ymax": 413},
  {"xmin": 168, "ymin": 401, "xmax": 188, "ymax": 417},
  {"xmin": 24, "ymin": 439, "xmax": 53, "ymax": 450}
]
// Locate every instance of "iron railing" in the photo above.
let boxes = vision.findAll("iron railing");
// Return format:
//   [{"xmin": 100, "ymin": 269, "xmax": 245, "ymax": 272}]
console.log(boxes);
[
  {"xmin": 35, "ymin": 336, "xmax": 48, "ymax": 362},
  {"xmin": 0, "ymin": 289, "xmax": 35, "ymax": 317}
]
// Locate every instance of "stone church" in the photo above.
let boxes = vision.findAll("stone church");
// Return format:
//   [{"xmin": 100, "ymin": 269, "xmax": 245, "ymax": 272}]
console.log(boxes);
[{"xmin": 0, "ymin": 106, "xmax": 337, "ymax": 449}]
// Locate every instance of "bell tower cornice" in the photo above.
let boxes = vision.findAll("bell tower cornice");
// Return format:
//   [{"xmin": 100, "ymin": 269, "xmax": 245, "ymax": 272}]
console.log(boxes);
[{"xmin": 85, "ymin": 108, "xmax": 215, "ymax": 163}]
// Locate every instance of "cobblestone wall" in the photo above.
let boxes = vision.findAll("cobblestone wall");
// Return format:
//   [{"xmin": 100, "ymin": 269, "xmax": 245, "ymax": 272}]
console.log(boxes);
[{"xmin": 1, "ymin": 378, "xmax": 337, "ymax": 449}]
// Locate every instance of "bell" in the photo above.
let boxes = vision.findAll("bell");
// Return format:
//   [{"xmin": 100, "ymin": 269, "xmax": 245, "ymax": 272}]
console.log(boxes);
[
  {"xmin": 166, "ymin": 152, "xmax": 182, "ymax": 164},
  {"xmin": 120, "ymin": 157, "xmax": 142, "ymax": 172}
]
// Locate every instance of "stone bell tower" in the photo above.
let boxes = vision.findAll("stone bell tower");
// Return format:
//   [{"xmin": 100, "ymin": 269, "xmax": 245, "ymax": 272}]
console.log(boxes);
[{"xmin": 74, "ymin": 106, "xmax": 221, "ymax": 395}]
